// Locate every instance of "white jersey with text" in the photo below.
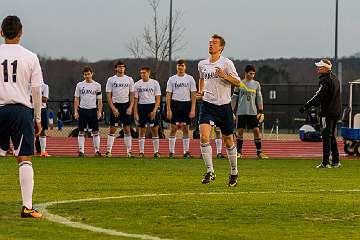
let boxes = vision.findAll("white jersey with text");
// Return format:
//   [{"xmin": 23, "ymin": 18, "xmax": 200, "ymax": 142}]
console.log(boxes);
[
  {"xmin": 74, "ymin": 80, "xmax": 102, "ymax": 109},
  {"xmin": 0, "ymin": 44, "xmax": 43, "ymax": 108},
  {"xmin": 198, "ymin": 56, "xmax": 239, "ymax": 105},
  {"xmin": 134, "ymin": 79, "xmax": 161, "ymax": 104},
  {"xmin": 166, "ymin": 74, "xmax": 197, "ymax": 102},
  {"xmin": 105, "ymin": 75, "xmax": 134, "ymax": 103}
]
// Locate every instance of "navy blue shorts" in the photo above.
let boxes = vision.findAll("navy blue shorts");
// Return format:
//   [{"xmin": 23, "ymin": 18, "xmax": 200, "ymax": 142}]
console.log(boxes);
[
  {"xmin": 32, "ymin": 108, "xmax": 49, "ymax": 130},
  {"xmin": 170, "ymin": 100, "xmax": 191, "ymax": 125},
  {"xmin": 237, "ymin": 115, "xmax": 259, "ymax": 129},
  {"xmin": 198, "ymin": 101, "xmax": 234, "ymax": 136},
  {"xmin": 109, "ymin": 102, "xmax": 132, "ymax": 127},
  {"xmin": 0, "ymin": 104, "xmax": 34, "ymax": 156},
  {"xmin": 138, "ymin": 104, "xmax": 159, "ymax": 128},
  {"xmin": 78, "ymin": 108, "xmax": 99, "ymax": 132}
]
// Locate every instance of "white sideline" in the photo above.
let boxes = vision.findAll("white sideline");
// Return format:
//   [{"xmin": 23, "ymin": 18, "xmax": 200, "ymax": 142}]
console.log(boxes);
[{"xmin": 36, "ymin": 190, "xmax": 360, "ymax": 239}]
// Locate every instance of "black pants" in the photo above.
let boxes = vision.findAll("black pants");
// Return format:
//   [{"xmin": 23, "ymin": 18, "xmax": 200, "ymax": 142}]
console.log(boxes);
[{"xmin": 321, "ymin": 116, "xmax": 339, "ymax": 164}]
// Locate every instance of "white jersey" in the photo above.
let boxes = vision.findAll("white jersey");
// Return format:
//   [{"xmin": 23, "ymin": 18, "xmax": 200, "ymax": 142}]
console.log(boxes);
[
  {"xmin": 74, "ymin": 80, "xmax": 102, "ymax": 109},
  {"xmin": 0, "ymin": 44, "xmax": 43, "ymax": 108},
  {"xmin": 31, "ymin": 83, "xmax": 49, "ymax": 109},
  {"xmin": 166, "ymin": 74, "xmax": 197, "ymax": 102},
  {"xmin": 198, "ymin": 56, "xmax": 239, "ymax": 105},
  {"xmin": 105, "ymin": 75, "xmax": 134, "ymax": 103},
  {"xmin": 134, "ymin": 79, "xmax": 161, "ymax": 104}
]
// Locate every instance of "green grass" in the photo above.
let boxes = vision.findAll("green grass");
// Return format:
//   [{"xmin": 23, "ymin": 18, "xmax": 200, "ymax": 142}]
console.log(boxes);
[{"xmin": 1, "ymin": 157, "xmax": 360, "ymax": 240}]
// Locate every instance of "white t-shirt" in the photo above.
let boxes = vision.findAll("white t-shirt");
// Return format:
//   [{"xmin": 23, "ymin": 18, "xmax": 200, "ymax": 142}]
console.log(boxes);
[
  {"xmin": 198, "ymin": 56, "xmax": 240, "ymax": 105},
  {"xmin": 166, "ymin": 74, "xmax": 197, "ymax": 102},
  {"xmin": 134, "ymin": 79, "xmax": 161, "ymax": 104},
  {"xmin": 74, "ymin": 80, "xmax": 102, "ymax": 109},
  {"xmin": 0, "ymin": 44, "xmax": 43, "ymax": 108},
  {"xmin": 41, "ymin": 83, "xmax": 49, "ymax": 109},
  {"xmin": 105, "ymin": 75, "xmax": 134, "ymax": 103}
]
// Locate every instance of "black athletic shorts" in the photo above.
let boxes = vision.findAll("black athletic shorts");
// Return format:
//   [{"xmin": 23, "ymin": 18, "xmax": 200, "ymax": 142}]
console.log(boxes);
[
  {"xmin": 78, "ymin": 108, "xmax": 99, "ymax": 132},
  {"xmin": 109, "ymin": 102, "xmax": 132, "ymax": 127},
  {"xmin": 170, "ymin": 100, "xmax": 191, "ymax": 125},
  {"xmin": 138, "ymin": 103, "xmax": 159, "ymax": 128},
  {"xmin": 237, "ymin": 115, "xmax": 260, "ymax": 129}
]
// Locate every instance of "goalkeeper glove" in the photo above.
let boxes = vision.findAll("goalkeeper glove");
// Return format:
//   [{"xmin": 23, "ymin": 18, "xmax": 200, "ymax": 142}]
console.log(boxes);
[{"xmin": 257, "ymin": 110, "xmax": 265, "ymax": 123}]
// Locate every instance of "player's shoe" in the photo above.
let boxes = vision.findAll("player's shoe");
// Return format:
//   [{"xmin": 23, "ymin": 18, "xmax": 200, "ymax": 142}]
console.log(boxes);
[
  {"xmin": 316, "ymin": 163, "xmax": 332, "ymax": 169},
  {"xmin": 217, "ymin": 153, "xmax": 225, "ymax": 159},
  {"xmin": 237, "ymin": 152, "xmax": 242, "ymax": 159},
  {"xmin": 331, "ymin": 162, "xmax": 342, "ymax": 168},
  {"xmin": 105, "ymin": 151, "xmax": 112, "ymax": 158},
  {"xmin": 20, "ymin": 206, "xmax": 42, "ymax": 218},
  {"xmin": 95, "ymin": 151, "xmax": 102, "ymax": 157},
  {"xmin": 228, "ymin": 174, "xmax": 238, "ymax": 187},
  {"xmin": 78, "ymin": 152, "xmax": 85, "ymax": 157},
  {"xmin": 169, "ymin": 152, "xmax": 175, "ymax": 159},
  {"xmin": 154, "ymin": 152, "xmax": 161, "ymax": 158},
  {"xmin": 139, "ymin": 153, "xmax": 145, "ymax": 158},
  {"xmin": 183, "ymin": 152, "xmax": 192, "ymax": 159},
  {"xmin": 6, "ymin": 149, "xmax": 14, "ymax": 156},
  {"xmin": 201, "ymin": 171, "xmax": 216, "ymax": 184},
  {"xmin": 40, "ymin": 151, "xmax": 51, "ymax": 157},
  {"xmin": 257, "ymin": 152, "xmax": 269, "ymax": 159},
  {"xmin": 127, "ymin": 152, "xmax": 134, "ymax": 158}
]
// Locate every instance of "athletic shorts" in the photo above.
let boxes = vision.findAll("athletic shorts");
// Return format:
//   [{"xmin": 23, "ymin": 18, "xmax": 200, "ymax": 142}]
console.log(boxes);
[
  {"xmin": 41, "ymin": 108, "xmax": 48, "ymax": 130},
  {"xmin": 109, "ymin": 102, "xmax": 132, "ymax": 127},
  {"xmin": 198, "ymin": 101, "xmax": 234, "ymax": 136},
  {"xmin": 78, "ymin": 108, "xmax": 99, "ymax": 132},
  {"xmin": 237, "ymin": 115, "xmax": 259, "ymax": 129},
  {"xmin": 170, "ymin": 100, "xmax": 191, "ymax": 125},
  {"xmin": 0, "ymin": 104, "xmax": 34, "ymax": 156},
  {"xmin": 138, "ymin": 103, "xmax": 159, "ymax": 128}
]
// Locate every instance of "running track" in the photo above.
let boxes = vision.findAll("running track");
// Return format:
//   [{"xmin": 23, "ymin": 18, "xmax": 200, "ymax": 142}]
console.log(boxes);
[{"xmin": 45, "ymin": 137, "xmax": 347, "ymax": 158}]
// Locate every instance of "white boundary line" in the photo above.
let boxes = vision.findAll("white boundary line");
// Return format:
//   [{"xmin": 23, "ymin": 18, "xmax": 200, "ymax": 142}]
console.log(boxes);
[{"xmin": 36, "ymin": 190, "xmax": 360, "ymax": 240}]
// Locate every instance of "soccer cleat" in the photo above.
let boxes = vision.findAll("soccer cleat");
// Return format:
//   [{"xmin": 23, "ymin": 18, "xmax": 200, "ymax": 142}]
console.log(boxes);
[
  {"xmin": 217, "ymin": 153, "xmax": 225, "ymax": 159},
  {"xmin": 95, "ymin": 151, "xmax": 102, "ymax": 157},
  {"xmin": 331, "ymin": 162, "xmax": 342, "ymax": 168},
  {"xmin": 169, "ymin": 152, "xmax": 175, "ymax": 158},
  {"xmin": 139, "ymin": 152, "xmax": 145, "ymax": 158},
  {"xmin": 257, "ymin": 152, "xmax": 269, "ymax": 159},
  {"xmin": 105, "ymin": 151, "xmax": 112, "ymax": 158},
  {"xmin": 154, "ymin": 152, "xmax": 161, "ymax": 158},
  {"xmin": 20, "ymin": 206, "xmax": 42, "ymax": 218},
  {"xmin": 40, "ymin": 151, "xmax": 51, "ymax": 157},
  {"xmin": 78, "ymin": 152, "xmax": 85, "ymax": 157},
  {"xmin": 237, "ymin": 152, "xmax": 242, "ymax": 159},
  {"xmin": 201, "ymin": 171, "xmax": 216, "ymax": 184},
  {"xmin": 127, "ymin": 152, "xmax": 134, "ymax": 158},
  {"xmin": 228, "ymin": 174, "xmax": 238, "ymax": 187},
  {"xmin": 316, "ymin": 163, "xmax": 332, "ymax": 169},
  {"xmin": 183, "ymin": 152, "xmax": 192, "ymax": 159}
]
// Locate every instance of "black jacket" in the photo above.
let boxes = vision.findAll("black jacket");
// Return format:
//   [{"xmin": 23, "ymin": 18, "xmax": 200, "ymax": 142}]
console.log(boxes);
[{"xmin": 304, "ymin": 72, "xmax": 341, "ymax": 118}]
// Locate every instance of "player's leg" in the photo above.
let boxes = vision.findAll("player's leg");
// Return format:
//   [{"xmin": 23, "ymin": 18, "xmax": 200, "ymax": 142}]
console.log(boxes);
[
  {"xmin": 318, "ymin": 116, "xmax": 332, "ymax": 168},
  {"xmin": 40, "ymin": 108, "xmax": 50, "ymax": 157},
  {"xmin": 123, "ymin": 125, "xmax": 133, "ymax": 158},
  {"xmin": 215, "ymin": 127, "xmax": 224, "ymax": 158},
  {"xmin": 106, "ymin": 104, "xmax": 118, "ymax": 157},
  {"xmin": 236, "ymin": 115, "xmax": 246, "ymax": 158},
  {"xmin": 330, "ymin": 118, "xmax": 340, "ymax": 167},
  {"xmin": 151, "ymin": 125, "xmax": 160, "ymax": 158},
  {"xmin": 138, "ymin": 127, "xmax": 146, "ymax": 157},
  {"xmin": 77, "ymin": 108, "xmax": 86, "ymax": 157},
  {"xmin": 168, "ymin": 124, "xmax": 177, "ymax": 158},
  {"xmin": 251, "ymin": 115, "xmax": 268, "ymax": 159},
  {"xmin": 90, "ymin": 109, "xmax": 101, "ymax": 156},
  {"xmin": 182, "ymin": 124, "xmax": 191, "ymax": 158},
  {"xmin": 137, "ymin": 104, "xmax": 148, "ymax": 158}
]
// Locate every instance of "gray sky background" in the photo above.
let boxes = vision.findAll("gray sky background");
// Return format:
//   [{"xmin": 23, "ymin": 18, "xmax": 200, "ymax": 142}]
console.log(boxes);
[{"xmin": 1, "ymin": 0, "xmax": 359, "ymax": 62}]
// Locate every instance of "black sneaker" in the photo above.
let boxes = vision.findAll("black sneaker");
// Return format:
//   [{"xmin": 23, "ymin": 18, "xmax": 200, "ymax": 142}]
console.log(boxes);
[
  {"xmin": 217, "ymin": 153, "xmax": 225, "ymax": 159},
  {"xmin": 21, "ymin": 206, "xmax": 42, "ymax": 218},
  {"xmin": 201, "ymin": 171, "xmax": 216, "ymax": 184},
  {"xmin": 139, "ymin": 153, "xmax": 145, "ymax": 158},
  {"xmin": 183, "ymin": 152, "xmax": 192, "ymax": 159},
  {"xmin": 127, "ymin": 152, "xmax": 134, "ymax": 158},
  {"xmin": 228, "ymin": 174, "xmax": 238, "ymax": 187},
  {"xmin": 169, "ymin": 152, "xmax": 175, "ymax": 158},
  {"xmin": 316, "ymin": 163, "xmax": 332, "ymax": 169},
  {"xmin": 95, "ymin": 151, "xmax": 102, "ymax": 157},
  {"xmin": 331, "ymin": 162, "xmax": 342, "ymax": 168},
  {"xmin": 154, "ymin": 152, "xmax": 161, "ymax": 158},
  {"xmin": 78, "ymin": 152, "xmax": 85, "ymax": 157}
]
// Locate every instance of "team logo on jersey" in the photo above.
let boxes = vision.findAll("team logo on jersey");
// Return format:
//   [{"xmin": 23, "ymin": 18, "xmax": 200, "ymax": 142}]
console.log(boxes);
[
  {"xmin": 138, "ymin": 88, "xmax": 154, "ymax": 93},
  {"xmin": 174, "ymin": 82, "xmax": 189, "ymax": 88},
  {"xmin": 80, "ymin": 88, "xmax": 97, "ymax": 95},
  {"xmin": 113, "ymin": 83, "xmax": 129, "ymax": 88}
]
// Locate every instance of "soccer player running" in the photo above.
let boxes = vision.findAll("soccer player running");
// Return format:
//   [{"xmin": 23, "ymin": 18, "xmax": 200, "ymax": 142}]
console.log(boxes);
[
  {"xmin": 133, "ymin": 67, "xmax": 161, "ymax": 158},
  {"xmin": 74, "ymin": 66, "xmax": 103, "ymax": 157},
  {"xmin": 166, "ymin": 59, "xmax": 196, "ymax": 158},
  {"xmin": 232, "ymin": 65, "xmax": 268, "ymax": 159},
  {"xmin": 198, "ymin": 34, "xmax": 244, "ymax": 187},
  {"xmin": 105, "ymin": 61, "xmax": 135, "ymax": 158},
  {"xmin": 0, "ymin": 16, "xmax": 43, "ymax": 218}
]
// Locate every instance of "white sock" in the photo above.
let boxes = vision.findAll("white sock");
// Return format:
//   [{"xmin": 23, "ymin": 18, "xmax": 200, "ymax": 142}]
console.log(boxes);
[
  {"xmin": 139, "ymin": 137, "xmax": 145, "ymax": 153},
  {"xmin": 153, "ymin": 137, "xmax": 159, "ymax": 153},
  {"xmin": 215, "ymin": 138, "xmax": 222, "ymax": 154},
  {"xmin": 124, "ymin": 134, "xmax": 132, "ymax": 153},
  {"xmin": 39, "ymin": 136, "xmax": 46, "ymax": 153},
  {"xmin": 169, "ymin": 136, "xmax": 176, "ymax": 154},
  {"xmin": 226, "ymin": 145, "xmax": 238, "ymax": 175},
  {"xmin": 201, "ymin": 143, "xmax": 214, "ymax": 173},
  {"xmin": 183, "ymin": 137, "xmax": 190, "ymax": 154},
  {"xmin": 19, "ymin": 161, "xmax": 34, "ymax": 209},
  {"xmin": 107, "ymin": 134, "xmax": 115, "ymax": 152},
  {"xmin": 93, "ymin": 134, "xmax": 100, "ymax": 152},
  {"xmin": 78, "ymin": 134, "xmax": 85, "ymax": 153}
]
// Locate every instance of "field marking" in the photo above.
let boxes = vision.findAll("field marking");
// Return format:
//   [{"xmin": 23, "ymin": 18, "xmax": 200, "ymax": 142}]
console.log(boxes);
[{"xmin": 37, "ymin": 190, "xmax": 360, "ymax": 240}]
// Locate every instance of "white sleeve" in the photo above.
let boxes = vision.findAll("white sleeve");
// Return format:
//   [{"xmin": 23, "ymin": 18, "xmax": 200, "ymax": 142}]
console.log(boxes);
[
  {"xmin": 30, "ymin": 56, "xmax": 44, "ymax": 88},
  {"xmin": 32, "ymin": 86, "xmax": 42, "ymax": 122},
  {"xmin": 129, "ymin": 78, "xmax": 135, "ymax": 92},
  {"xmin": 166, "ymin": 78, "xmax": 173, "ymax": 93},
  {"xmin": 225, "ymin": 60, "xmax": 240, "ymax": 79},
  {"xmin": 42, "ymin": 84, "xmax": 49, "ymax": 98},
  {"xmin": 134, "ymin": 83, "xmax": 139, "ymax": 98},
  {"xmin": 198, "ymin": 62, "xmax": 204, "ymax": 79},
  {"xmin": 155, "ymin": 81, "xmax": 161, "ymax": 96},
  {"xmin": 190, "ymin": 76, "xmax": 197, "ymax": 92},
  {"xmin": 74, "ymin": 84, "xmax": 80, "ymax": 97},
  {"xmin": 105, "ymin": 78, "xmax": 112, "ymax": 93},
  {"xmin": 96, "ymin": 84, "xmax": 102, "ymax": 99}
]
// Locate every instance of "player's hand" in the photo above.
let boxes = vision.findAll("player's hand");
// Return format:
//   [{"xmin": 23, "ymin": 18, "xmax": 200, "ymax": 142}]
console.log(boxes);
[
  {"xmin": 34, "ymin": 121, "xmax": 42, "ymax": 137},
  {"xmin": 149, "ymin": 110, "xmax": 156, "ymax": 120},
  {"xmin": 126, "ymin": 107, "xmax": 132, "ymax": 115},
  {"xmin": 196, "ymin": 91, "xmax": 203, "ymax": 100},
  {"xmin": 167, "ymin": 110, "xmax": 172, "ymax": 120},
  {"xmin": 189, "ymin": 109, "xmax": 195, "ymax": 119},
  {"xmin": 233, "ymin": 113, "xmax": 237, "ymax": 121},
  {"xmin": 74, "ymin": 111, "xmax": 79, "ymax": 120},
  {"xmin": 112, "ymin": 107, "xmax": 119, "ymax": 117},
  {"xmin": 215, "ymin": 67, "xmax": 226, "ymax": 79},
  {"xmin": 299, "ymin": 106, "xmax": 306, "ymax": 114},
  {"xmin": 257, "ymin": 113, "xmax": 265, "ymax": 123},
  {"xmin": 134, "ymin": 113, "xmax": 139, "ymax": 122},
  {"xmin": 97, "ymin": 111, "xmax": 102, "ymax": 120}
]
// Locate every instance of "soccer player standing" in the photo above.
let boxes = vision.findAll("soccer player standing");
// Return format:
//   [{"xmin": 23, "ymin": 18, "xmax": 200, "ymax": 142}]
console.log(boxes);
[
  {"xmin": 0, "ymin": 16, "xmax": 43, "ymax": 217},
  {"xmin": 166, "ymin": 59, "xmax": 196, "ymax": 158},
  {"xmin": 133, "ymin": 67, "xmax": 161, "ymax": 158},
  {"xmin": 198, "ymin": 34, "xmax": 243, "ymax": 187},
  {"xmin": 232, "ymin": 65, "xmax": 268, "ymax": 159},
  {"xmin": 74, "ymin": 66, "xmax": 103, "ymax": 157},
  {"xmin": 105, "ymin": 61, "xmax": 135, "ymax": 158}
]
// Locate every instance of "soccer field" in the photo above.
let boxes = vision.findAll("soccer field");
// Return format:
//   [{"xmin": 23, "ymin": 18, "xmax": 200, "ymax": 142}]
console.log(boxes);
[{"xmin": 1, "ymin": 157, "xmax": 360, "ymax": 240}]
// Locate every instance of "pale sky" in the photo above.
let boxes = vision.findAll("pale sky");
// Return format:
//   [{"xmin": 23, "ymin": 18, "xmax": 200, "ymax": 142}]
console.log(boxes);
[{"xmin": 1, "ymin": 0, "xmax": 359, "ymax": 61}]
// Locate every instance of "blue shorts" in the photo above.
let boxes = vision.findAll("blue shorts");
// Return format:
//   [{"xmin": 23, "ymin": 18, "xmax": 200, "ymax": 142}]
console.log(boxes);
[
  {"xmin": 78, "ymin": 108, "xmax": 99, "ymax": 132},
  {"xmin": 237, "ymin": 115, "xmax": 259, "ymax": 129},
  {"xmin": 170, "ymin": 100, "xmax": 191, "ymax": 125},
  {"xmin": 138, "ymin": 104, "xmax": 159, "ymax": 128},
  {"xmin": 109, "ymin": 102, "xmax": 132, "ymax": 127},
  {"xmin": 0, "ymin": 104, "xmax": 34, "ymax": 156},
  {"xmin": 198, "ymin": 101, "xmax": 234, "ymax": 136}
]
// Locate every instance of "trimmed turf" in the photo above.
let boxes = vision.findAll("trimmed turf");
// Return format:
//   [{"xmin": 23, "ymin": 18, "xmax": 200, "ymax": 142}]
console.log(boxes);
[{"xmin": 1, "ymin": 156, "xmax": 360, "ymax": 240}]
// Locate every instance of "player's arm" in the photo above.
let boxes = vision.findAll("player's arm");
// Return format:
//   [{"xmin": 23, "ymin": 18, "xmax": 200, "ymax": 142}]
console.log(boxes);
[
  {"xmin": 127, "ymin": 91, "xmax": 135, "ymax": 115},
  {"xmin": 96, "ymin": 90, "xmax": 103, "ymax": 120},
  {"xmin": 150, "ymin": 95, "xmax": 161, "ymax": 120},
  {"xmin": 300, "ymin": 80, "xmax": 328, "ymax": 113},
  {"xmin": 215, "ymin": 67, "xmax": 242, "ymax": 87},
  {"xmin": 196, "ymin": 78, "xmax": 204, "ymax": 100},
  {"xmin": 256, "ymin": 84, "xmax": 265, "ymax": 123},
  {"xmin": 32, "ymin": 86, "xmax": 42, "ymax": 136},
  {"xmin": 190, "ymin": 91, "xmax": 196, "ymax": 118},
  {"xmin": 74, "ymin": 97, "xmax": 80, "ymax": 120},
  {"xmin": 106, "ymin": 91, "xmax": 119, "ymax": 117},
  {"xmin": 133, "ymin": 97, "xmax": 139, "ymax": 121},
  {"xmin": 42, "ymin": 85, "xmax": 49, "ymax": 103},
  {"xmin": 166, "ymin": 91, "xmax": 172, "ymax": 120},
  {"xmin": 231, "ymin": 87, "xmax": 239, "ymax": 112}
]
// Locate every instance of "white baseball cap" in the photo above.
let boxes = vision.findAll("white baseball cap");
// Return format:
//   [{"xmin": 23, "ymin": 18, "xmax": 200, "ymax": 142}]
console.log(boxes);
[{"xmin": 315, "ymin": 60, "xmax": 332, "ymax": 69}]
